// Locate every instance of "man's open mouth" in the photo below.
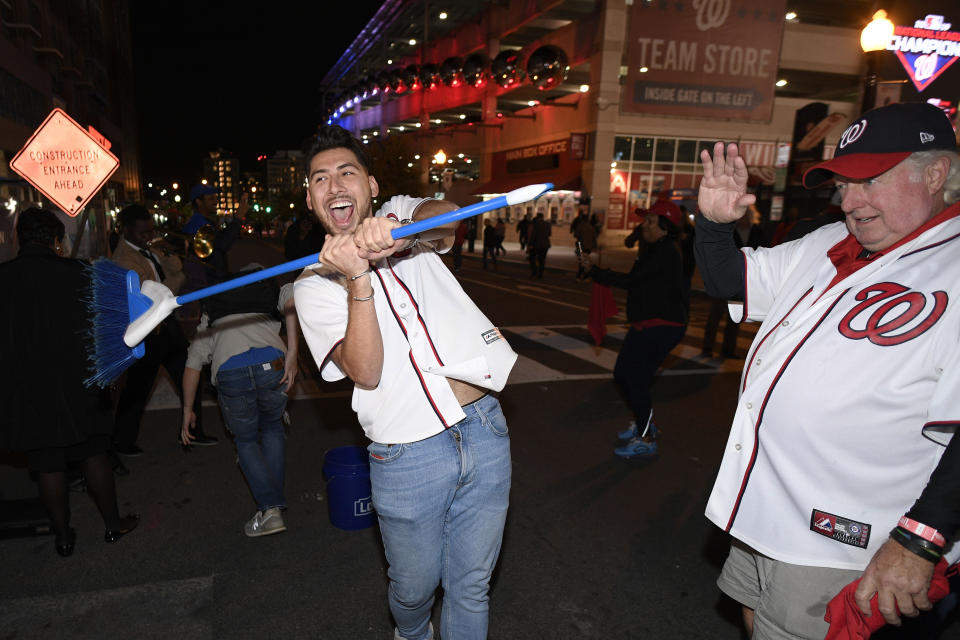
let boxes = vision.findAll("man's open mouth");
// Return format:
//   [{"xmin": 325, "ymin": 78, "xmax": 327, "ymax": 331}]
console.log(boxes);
[{"xmin": 328, "ymin": 199, "xmax": 355, "ymax": 226}]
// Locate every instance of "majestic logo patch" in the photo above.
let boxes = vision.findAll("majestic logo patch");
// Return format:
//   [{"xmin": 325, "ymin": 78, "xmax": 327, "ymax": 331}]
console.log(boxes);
[
  {"xmin": 810, "ymin": 509, "xmax": 871, "ymax": 549},
  {"xmin": 482, "ymin": 328, "xmax": 504, "ymax": 345},
  {"xmin": 838, "ymin": 282, "xmax": 948, "ymax": 346}
]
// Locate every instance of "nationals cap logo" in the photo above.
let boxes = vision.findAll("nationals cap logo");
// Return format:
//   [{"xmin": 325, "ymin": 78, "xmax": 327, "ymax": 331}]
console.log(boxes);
[{"xmin": 838, "ymin": 119, "xmax": 867, "ymax": 149}]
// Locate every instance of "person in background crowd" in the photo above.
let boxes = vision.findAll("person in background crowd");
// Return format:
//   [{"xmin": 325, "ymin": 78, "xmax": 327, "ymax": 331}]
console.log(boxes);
[
  {"xmin": 573, "ymin": 211, "xmax": 598, "ymax": 281},
  {"xmin": 783, "ymin": 190, "xmax": 846, "ymax": 243},
  {"xmin": 482, "ymin": 218, "xmax": 499, "ymax": 271},
  {"xmin": 452, "ymin": 219, "xmax": 467, "ymax": 272},
  {"xmin": 0, "ymin": 208, "xmax": 138, "ymax": 557},
  {"xmin": 516, "ymin": 213, "xmax": 530, "ymax": 252},
  {"xmin": 494, "ymin": 217, "xmax": 506, "ymax": 256},
  {"xmin": 180, "ymin": 267, "xmax": 300, "ymax": 538},
  {"xmin": 465, "ymin": 217, "xmax": 477, "ymax": 253},
  {"xmin": 583, "ymin": 200, "xmax": 687, "ymax": 459},
  {"xmin": 182, "ymin": 185, "xmax": 248, "ymax": 281},
  {"xmin": 527, "ymin": 212, "xmax": 551, "ymax": 278},
  {"xmin": 284, "ymin": 213, "xmax": 326, "ymax": 260},
  {"xmin": 111, "ymin": 204, "xmax": 217, "ymax": 456}
]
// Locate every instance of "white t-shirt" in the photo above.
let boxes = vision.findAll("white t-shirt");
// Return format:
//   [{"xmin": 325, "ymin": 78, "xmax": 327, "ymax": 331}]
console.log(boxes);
[
  {"xmin": 705, "ymin": 206, "xmax": 960, "ymax": 570},
  {"xmin": 294, "ymin": 196, "xmax": 518, "ymax": 444}
]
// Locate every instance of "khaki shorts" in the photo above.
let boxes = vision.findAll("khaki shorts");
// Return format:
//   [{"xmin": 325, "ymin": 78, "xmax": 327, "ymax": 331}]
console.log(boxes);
[{"xmin": 717, "ymin": 539, "xmax": 862, "ymax": 640}]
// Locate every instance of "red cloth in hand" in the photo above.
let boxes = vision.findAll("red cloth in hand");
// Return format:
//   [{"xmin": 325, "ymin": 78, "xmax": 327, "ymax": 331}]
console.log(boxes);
[
  {"xmin": 824, "ymin": 559, "xmax": 952, "ymax": 640},
  {"xmin": 588, "ymin": 283, "xmax": 618, "ymax": 346}
]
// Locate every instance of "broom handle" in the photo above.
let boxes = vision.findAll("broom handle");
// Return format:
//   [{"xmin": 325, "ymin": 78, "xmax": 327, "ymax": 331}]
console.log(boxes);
[{"xmin": 175, "ymin": 183, "xmax": 552, "ymax": 306}]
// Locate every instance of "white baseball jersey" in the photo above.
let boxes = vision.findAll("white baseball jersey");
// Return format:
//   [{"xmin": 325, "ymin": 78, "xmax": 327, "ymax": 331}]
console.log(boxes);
[
  {"xmin": 294, "ymin": 196, "xmax": 517, "ymax": 445},
  {"xmin": 705, "ymin": 203, "xmax": 960, "ymax": 570}
]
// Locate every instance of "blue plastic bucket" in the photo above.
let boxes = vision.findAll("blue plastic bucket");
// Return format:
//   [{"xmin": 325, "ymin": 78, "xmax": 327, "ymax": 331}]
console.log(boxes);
[{"xmin": 322, "ymin": 445, "xmax": 375, "ymax": 530}]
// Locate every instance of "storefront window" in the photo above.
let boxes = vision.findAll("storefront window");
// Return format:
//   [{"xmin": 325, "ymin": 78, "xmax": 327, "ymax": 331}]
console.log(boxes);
[
  {"xmin": 677, "ymin": 140, "xmax": 697, "ymax": 163},
  {"xmin": 654, "ymin": 139, "xmax": 675, "ymax": 163},
  {"xmin": 613, "ymin": 136, "xmax": 632, "ymax": 161},
  {"xmin": 612, "ymin": 134, "xmax": 716, "ymax": 209},
  {"xmin": 632, "ymin": 137, "xmax": 654, "ymax": 162}
]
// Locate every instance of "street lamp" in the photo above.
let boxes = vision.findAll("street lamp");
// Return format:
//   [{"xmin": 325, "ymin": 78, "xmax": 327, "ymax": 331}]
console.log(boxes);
[{"xmin": 860, "ymin": 10, "xmax": 895, "ymax": 114}]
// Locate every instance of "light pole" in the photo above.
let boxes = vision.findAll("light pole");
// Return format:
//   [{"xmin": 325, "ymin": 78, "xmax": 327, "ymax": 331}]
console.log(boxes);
[{"xmin": 859, "ymin": 10, "xmax": 895, "ymax": 114}]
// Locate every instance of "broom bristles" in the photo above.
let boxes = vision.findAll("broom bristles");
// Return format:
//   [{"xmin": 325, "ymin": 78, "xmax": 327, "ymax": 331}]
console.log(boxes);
[{"xmin": 84, "ymin": 259, "xmax": 142, "ymax": 387}]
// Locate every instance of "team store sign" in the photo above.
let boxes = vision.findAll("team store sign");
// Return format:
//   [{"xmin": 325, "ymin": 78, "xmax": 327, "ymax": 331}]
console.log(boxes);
[{"xmin": 886, "ymin": 14, "xmax": 960, "ymax": 92}]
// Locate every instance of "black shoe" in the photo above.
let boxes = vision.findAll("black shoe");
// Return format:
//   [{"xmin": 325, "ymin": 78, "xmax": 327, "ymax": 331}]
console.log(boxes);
[
  {"xmin": 105, "ymin": 514, "xmax": 139, "ymax": 543},
  {"xmin": 114, "ymin": 443, "xmax": 144, "ymax": 457},
  {"xmin": 56, "ymin": 527, "xmax": 76, "ymax": 557},
  {"xmin": 189, "ymin": 433, "xmax": 218, "ymax": 446}
]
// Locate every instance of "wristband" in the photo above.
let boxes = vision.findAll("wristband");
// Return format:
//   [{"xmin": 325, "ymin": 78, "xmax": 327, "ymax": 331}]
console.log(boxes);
[
  {"xmin": 898, "ymin": 516, "xmax": 947, "ymax": 547},
  {"xmin": 890, "ymin": 526, "xmax": 943, "ymax": 562}
]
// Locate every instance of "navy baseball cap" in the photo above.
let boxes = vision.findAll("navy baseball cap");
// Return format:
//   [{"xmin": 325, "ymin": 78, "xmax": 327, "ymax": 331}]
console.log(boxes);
[
  {"xmin": 190, "ymin": 184, "xmax": 220, "ymax": 201},
  {"xmin": 803, "ymin": 102, "xmax": 957, "ymax": 189}
]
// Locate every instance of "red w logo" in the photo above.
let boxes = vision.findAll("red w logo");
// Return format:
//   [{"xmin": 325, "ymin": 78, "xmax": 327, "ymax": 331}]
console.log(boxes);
[{"xmin": 839, "ymin": 283, "xmax": 948, "ymax": 346}]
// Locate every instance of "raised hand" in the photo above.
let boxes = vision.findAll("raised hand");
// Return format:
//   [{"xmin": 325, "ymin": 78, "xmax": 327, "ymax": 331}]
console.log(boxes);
[{"xmin": 698, "ymin": 142, "xmax": 756, "ymax": 224}]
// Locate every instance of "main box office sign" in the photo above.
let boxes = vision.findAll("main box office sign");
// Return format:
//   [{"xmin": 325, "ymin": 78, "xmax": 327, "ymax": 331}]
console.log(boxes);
[
  {"xmin": 10, "ymin": 108, "xmax": 119, "ymax": 217},
  {"xmin": 623, "ymin": 0, "xmax": 787, "ymax": 122}
]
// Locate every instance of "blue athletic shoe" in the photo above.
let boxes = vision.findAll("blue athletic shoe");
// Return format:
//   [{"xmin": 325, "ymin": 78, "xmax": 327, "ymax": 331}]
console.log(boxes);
[
  {"xmin": 614, "ymin": 437, "xmax": 658, "ymax": 459},
  {"xmin": 617, "ymin": 421, "xmax": 638, "ymax": 440},
  {"xmin": 618, "ymin": 418, "xmax": 658, "ymax": 441}
]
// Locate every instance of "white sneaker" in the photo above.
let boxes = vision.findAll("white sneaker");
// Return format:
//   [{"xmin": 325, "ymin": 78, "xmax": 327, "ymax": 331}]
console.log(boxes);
[{"xmin": 244, "ymin": 507, "xmax": 286, "ymax": 537}]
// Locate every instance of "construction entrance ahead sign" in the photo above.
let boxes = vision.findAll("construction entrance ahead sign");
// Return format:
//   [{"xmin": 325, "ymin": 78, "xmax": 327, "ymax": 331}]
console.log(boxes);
[{"xmin": 9, "ymin": 108, "xmax": 120, "ymax": 217}]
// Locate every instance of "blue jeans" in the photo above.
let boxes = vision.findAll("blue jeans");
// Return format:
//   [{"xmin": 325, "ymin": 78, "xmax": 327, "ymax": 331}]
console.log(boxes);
[
  {"xmin": 216, "ymin": 364, "xmax": 288, "ymax": 511},
  {"xmin": 368, "ymin": 394, "xmax": 511, "ymax": 640}
]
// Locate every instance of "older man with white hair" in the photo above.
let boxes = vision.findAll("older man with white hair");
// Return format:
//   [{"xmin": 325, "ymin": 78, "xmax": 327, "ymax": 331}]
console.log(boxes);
[{"xmin": 695, "ymin": 102, "xmax": 960, "ymax": 639}]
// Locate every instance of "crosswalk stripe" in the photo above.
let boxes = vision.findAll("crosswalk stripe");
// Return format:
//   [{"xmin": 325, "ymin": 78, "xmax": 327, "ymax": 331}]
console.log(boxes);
[{"xmin": 144, "ymin": 320, "xmax": 757, "ymax": 408}]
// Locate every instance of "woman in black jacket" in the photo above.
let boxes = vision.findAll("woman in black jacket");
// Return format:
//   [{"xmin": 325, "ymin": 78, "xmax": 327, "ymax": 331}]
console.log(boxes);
[
  {"xmin": 0, "ymin": 208, "xmax": 138, "ymax": 556},
  {"xmin": 586, "ymin": 200, "xmax": 687, "ymax": 458}
]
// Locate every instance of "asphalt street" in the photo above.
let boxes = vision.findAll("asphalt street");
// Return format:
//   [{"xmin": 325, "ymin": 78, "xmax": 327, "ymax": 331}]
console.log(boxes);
[{"xmin": 1, "ymin": 235, "xmax": 956, "ymax": 639}]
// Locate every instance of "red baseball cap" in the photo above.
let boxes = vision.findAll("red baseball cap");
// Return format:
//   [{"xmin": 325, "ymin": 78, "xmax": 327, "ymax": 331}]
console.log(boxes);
[
  {"xmin": 637, "ymin": 200, "xmax": 684, "ymax": 229},
  {"xmin": 803, "ymin": 102, "xmax": 958, "ymax": 189}
]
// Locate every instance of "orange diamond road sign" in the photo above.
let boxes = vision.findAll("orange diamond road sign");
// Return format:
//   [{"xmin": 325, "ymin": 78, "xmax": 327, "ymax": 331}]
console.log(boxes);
[{"xmin": 9, "ymin": 108, "xmax": 120, "ymax": 217}]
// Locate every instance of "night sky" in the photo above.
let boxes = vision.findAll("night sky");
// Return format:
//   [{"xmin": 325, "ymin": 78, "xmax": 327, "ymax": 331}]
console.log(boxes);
[{"xmin": 129, "ymin": 1, "xmax": 382, "ymax": 187}]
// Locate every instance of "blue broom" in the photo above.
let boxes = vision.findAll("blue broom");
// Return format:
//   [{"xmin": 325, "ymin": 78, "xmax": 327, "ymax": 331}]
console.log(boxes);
[{"xmin": 85, "ymin": 183, "xmax": 552, "ymax": 387}]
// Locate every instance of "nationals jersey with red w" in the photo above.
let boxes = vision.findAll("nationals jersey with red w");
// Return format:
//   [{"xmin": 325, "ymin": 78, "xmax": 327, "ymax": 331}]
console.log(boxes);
[{"xmin": 705, "ymin": 202, "xmax": 960, "ymax": 570}]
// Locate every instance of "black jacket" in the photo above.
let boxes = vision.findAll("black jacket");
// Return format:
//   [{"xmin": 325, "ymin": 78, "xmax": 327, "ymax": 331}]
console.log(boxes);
[
  {"xmin": 0, "ymin": 246, "xmax": 112, "ymax": 451},
  {"xmin": 590, "ymin": 238, "xmax": 687, "ymax": 325}
]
